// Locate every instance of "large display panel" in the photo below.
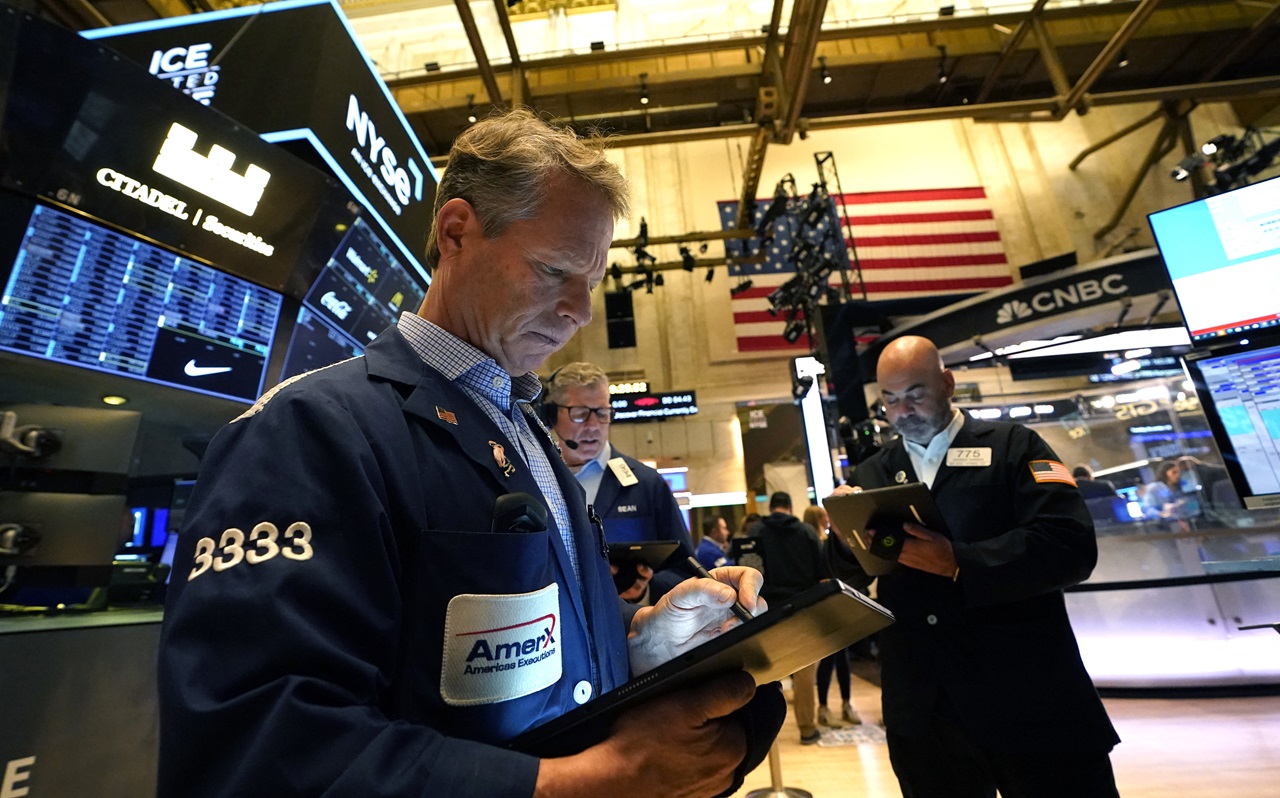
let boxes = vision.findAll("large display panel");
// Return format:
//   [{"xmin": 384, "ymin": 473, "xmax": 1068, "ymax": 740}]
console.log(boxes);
[
  {"xmin": 1149, "ymin": 175, "xmax": 1280, "ymax": 345},
  {"xmin": 82, "ymin": 0, "xmax": 437, "ymax": 286},
  {"xmin": 0, "ymin": 202, "xmax": 283, "ymax": 403},
  {"xmin": 0, "ymin": 492, "xmax": 128, "ymax": 590},
  {"xmin": 0, "ymin": 6, "xmax": 357, "ymax": 298},
  {"xmin": 279, "ymin": 216, "xmax": 425, "ymax": 380},
  {"xmin": 1184, "ymin": 339, "xmax": 1280, "ymax": 509}
]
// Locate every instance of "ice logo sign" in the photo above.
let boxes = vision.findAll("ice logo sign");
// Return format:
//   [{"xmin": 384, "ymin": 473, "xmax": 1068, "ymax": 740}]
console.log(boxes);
[
  {"xmin": 148, "ymin": 43, "xmax": 220, "ymax": 106},
  {"xmin": 152, "ymin": 123, "xmax": 271, "ymax": 216}
]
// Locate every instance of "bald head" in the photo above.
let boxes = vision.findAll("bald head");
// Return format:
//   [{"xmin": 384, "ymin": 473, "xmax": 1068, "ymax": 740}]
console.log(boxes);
[{"xmin": 876, "ymin": 335, "xmax": 956, "ymax": 445}]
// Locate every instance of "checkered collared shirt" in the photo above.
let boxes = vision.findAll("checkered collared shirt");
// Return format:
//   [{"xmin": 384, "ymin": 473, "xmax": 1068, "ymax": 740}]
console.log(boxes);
[{"xmin": 396, "ymin": 313, "xmax": 579, "ymax": 578}]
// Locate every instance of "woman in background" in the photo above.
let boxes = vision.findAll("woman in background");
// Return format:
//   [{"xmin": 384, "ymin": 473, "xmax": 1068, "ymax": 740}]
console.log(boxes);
[{"xmin": 803, "ymin": 504, "xmax": 862, "ymax": 727}]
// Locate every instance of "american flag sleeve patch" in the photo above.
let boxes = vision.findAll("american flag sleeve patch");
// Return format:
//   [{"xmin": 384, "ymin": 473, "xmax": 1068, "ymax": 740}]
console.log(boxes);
[{"xmin": 1029, "ymin": 460, "xmax": 1077, "ymax": 486}]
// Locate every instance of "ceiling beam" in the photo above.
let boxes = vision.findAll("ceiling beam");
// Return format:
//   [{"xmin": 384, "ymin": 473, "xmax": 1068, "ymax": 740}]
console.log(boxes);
[
  {"xmin": 454, "ymin": 0, "xmax": 503, "ymax": 106},
  {"xmin": 1198, "ymin": 0, "xmax": 1280, "ymax": 83},
  {"xmin": 1060, "ymin": 0, "xmax": 1163, "ymax": 115},
  {"xmin": 428, "ymin": 72, "xmax": 1280, "ymax": 169},
  {"xmin": 974, "ymin": 0, "xmax": 1050, "ymax": 105},
  {"xmin": 776, "ymin": 0, "xmax": 828, "ymax": 144},
  {"xmin": 490, "ymin": 0, "xmax": 531, "ymax": 104}
]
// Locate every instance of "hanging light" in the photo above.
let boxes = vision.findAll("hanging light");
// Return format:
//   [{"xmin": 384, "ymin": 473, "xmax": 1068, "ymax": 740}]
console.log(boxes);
[
  {"xmin": 639, "ymin": 72, "xmax": 650, "ymax": 106},
  {"xmin": 818, "ymin": 55, "xmax": 832, "ymax": 85},
  {"xmin": 466, "ymin": 94, "xmax": 477, "ymax": 124}
]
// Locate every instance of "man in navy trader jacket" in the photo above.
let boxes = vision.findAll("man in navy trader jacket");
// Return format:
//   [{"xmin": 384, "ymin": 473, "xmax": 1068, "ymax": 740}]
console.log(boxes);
[
  {"xmin": 546, "ymin": 361, "xmax": 694, "ymax": 600},
  {"xmin": 156, "ymin": 108, "xmax": 782, "ymax": 798},
  {"xmin": 837, "ymin": 335, "xmax": 1120, "ymax": 798}
]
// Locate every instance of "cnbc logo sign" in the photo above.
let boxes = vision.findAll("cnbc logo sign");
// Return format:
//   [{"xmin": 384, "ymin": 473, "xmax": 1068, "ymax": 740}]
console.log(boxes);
[{"xmin": 996, "ymin": 274, "xmax": 1128, "ymax": 325}]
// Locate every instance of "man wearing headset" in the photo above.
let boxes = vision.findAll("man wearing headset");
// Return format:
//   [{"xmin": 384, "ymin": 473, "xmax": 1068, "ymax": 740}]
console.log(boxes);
[{"xmin": 544, "ymin": 362, "xmax": 694, "ymax": 602}]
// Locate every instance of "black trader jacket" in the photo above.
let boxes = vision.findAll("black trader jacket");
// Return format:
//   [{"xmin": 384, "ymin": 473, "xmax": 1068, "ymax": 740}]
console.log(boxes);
[
  {"xmin": 757, "ymin": 512, "xmax": 824, "ymax": 605},
  {"xmin": 850, "ymin": 418, "xmax": 1120, "ymax": 753}
]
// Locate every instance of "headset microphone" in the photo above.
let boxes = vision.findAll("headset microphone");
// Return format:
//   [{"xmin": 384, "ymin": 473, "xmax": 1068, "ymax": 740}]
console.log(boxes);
[{"xmin": 561, "ymin": 437, "xmax": 579, "ymax": 450}]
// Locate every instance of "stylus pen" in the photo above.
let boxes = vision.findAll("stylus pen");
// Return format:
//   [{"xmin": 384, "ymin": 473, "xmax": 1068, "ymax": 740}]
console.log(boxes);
[{"xmin": 686, "ymin": 556, "xmax": 754, "ymax": 623}]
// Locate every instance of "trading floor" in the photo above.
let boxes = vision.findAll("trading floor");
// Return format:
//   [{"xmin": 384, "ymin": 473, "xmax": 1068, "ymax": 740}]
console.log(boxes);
[{"xmin": 731, "ymin": 672, "xmax": 1280, "ymax": 798}]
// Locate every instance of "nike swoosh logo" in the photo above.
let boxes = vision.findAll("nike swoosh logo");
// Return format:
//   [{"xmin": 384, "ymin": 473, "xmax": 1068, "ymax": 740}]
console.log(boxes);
[{"xmin": 184, "ymin": 360, "xmax": 233, "ymax": 377}]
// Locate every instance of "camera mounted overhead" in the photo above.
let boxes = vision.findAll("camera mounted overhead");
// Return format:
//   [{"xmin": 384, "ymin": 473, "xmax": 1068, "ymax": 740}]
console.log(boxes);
[{"xmin": 0, "ymin": 410, "xmax": 63, "ymax": 459}]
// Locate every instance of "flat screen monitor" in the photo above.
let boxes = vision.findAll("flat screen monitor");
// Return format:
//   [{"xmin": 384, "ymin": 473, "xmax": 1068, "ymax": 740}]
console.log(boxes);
[
  {"xmin": 0, "ymin": 403, "xmax": 141, "ymax": 476},
  {"xmin": 1184, "ymin": 339, "xmax": 1280, "ymax": 509},
  {"xmin": 279, "ymin": 217, "xmax": 426, "ymax": 380},
  {"xmin": 0, "ymin": 492, "xmax": 128, "ymax": 589},
  {"xmin": 1148, "ymin": 175, "xmax": 1280, "ymax": 345},
  {"xmin": 0, "ymin": 203, "xmax": 284, "ymax": 402}
]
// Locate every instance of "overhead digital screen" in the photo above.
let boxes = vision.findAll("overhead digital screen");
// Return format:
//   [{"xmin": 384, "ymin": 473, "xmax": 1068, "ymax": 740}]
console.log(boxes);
[
  {"xmin": 0, "ymin": 204, "xmax": 282, "ymax": 402},
  {"xmin": 1185, "ymin": 339, "xmax": 1280, "ymax": 509},
  {"xmin": 0, "ymin": 7, "xmax": 356, "ymax": 297},
  {"xmin": 1149, "ymin": 175, "xmax": 1280, "ymax": 345},
  {"xmin": 82, "ymin": 0, "xmax": 437, "ymax": 285},
  {"xmin": 611, "ymin": 391, "xmax": 700, "ymax": 422},
  {"xmin": 279, "ymin": 217, "xmax": 426, "ymax": 380}
]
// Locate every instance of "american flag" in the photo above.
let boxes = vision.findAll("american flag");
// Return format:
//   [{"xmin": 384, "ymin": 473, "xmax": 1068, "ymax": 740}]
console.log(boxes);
[
  {"xmin": 1029, "ymin": 460, "xmax": 1077, "ymax": 486},
  {"xmin": 718, "ymin": 186, "xmax": 1011, "ymax": 353}
]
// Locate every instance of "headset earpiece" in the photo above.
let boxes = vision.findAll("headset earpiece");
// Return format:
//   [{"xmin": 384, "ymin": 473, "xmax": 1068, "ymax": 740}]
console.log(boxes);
[{"xmin": 539, "ymin": 366, "xmax": 565, "ymax": 427}]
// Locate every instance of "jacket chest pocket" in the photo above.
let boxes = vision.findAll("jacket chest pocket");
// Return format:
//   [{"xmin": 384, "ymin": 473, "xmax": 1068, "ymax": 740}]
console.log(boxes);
[{"xmin": 421, "ymin": 527, "xmax": 559, "ymax": 597}]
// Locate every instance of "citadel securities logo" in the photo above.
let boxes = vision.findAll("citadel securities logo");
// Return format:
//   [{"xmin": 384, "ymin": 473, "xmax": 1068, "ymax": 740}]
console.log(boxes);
[
  {"xmin": 152, "ymin": 123, "xmax": 270, "ymax": 216},
  {"xmin": 995, "ymin": 274, "xmax": 1129, "ymax": 326},
  {"xmin": 440, "ymin": 585, "xmax": 563, "ymax": 706}
]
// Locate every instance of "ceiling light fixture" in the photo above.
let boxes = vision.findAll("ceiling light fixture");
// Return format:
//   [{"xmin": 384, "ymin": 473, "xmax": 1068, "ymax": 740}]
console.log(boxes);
[
  {"xmin": 730, "ymin": 279, "xmax": 754, "ymax": 296},
  {"xmin": 101, "ymin": 395, "xmax": 129, "ymax": 406},
  {"xmin": 705, "ymin": 266, "xmax": 715, "ymax": 283},
  {"xmin": 936, "ymin": 45, "xmax": 949, "ymax": 84},
  {"xmin": 818, "ymin": 55, "xmax": 832, "ymax": 85},
  {"xmin": 466, "ymin": 94, "xmax": 477, "ymax": 124},
  {"xmin": 639, "ymin": 73, "xmax": 650, "ymax": 106},
  {"xmin": 679, "ymin": 246, "xmax": 697, "ymax": 271}
]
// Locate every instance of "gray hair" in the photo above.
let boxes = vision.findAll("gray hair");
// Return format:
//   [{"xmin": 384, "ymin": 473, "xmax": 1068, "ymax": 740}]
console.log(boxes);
[{"xmin": 425, "ymin": 107, "xmax": 630, "ymax": 272}]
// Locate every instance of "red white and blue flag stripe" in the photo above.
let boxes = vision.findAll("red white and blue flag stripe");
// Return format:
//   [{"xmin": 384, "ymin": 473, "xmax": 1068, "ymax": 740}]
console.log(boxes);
[{"xmin": 718, "ymin": 186, "xmax": 1011, "ymax": 353}]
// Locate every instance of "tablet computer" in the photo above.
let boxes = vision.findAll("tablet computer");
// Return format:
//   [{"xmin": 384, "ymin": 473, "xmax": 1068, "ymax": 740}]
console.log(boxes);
[
  {"xmin": 507, "ymin": 579, "xmax": 893, "ymax": 757},
  {"xmin": 607, "ymin": 540, "xmax": 682, "ymax": 570},
  {"xmin": 823, "ymin": 483, "xmax": 948, "ymax": 576}
]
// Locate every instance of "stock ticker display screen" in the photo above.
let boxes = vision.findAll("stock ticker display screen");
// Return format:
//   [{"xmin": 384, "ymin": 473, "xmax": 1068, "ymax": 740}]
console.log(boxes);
[
  {"xmin": 279, "ymin": 217, "xmax": 426, "ymax": 380},
  {"xmin": 0, "ymin": 203, "xmax": 282, "ymax": 402}
]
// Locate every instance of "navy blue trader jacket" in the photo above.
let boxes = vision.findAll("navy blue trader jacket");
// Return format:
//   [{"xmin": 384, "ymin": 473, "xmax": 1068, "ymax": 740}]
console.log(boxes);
[
  {"xmin": 850, "ymin": 419, "xmax": 1119, "ymax": 753},
  {"xmin": 594, "ymin": 449, "xmax": 693, "ymax": 553},
  {"xmin": 157, "ymin": 327, "xmax": 632, "ymax": 797}
]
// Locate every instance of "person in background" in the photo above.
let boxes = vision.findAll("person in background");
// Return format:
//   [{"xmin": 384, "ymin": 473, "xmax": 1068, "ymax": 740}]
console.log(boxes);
[
  {"xmin": 759, "ymin": 491, "xmax": 826, "ymax": 745},
  {"xmin": 696, "ymin": 514, "xmax": 731, "ymax": 571},
  {"xmin": 1143, "ymin": 459, "xmax": 1190, "ymax": 530},
  {"xmin": 738, "ymin": 512, "xmax": 764, "ymax": 537},
  {"xmin": 545, "ymin": 362, "xmax": 694, "ymax": 601},
  {"xmin": 802, "ymin": 503, "xmax": 862, "ymax": 729},
  {"xmin": 1175, "ymin": 454, "xmax": 1238, "ymax": 512},
  {"xmin": 155, "ymin": 108, "xmax": 783, "ymax": 798},
  {"xmin": 837, "ymin": 335, "xmax": 1119, "ymax": 798},
  {"xmin": 1073, "ymin": 464, "xmax": 1119, "ymax": 499}
]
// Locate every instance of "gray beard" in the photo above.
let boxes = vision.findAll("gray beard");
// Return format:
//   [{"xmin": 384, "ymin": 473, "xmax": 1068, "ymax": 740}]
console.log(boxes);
[{"xmin": 894, "ymin": 413, "xmax": 948, "ymax": 446}]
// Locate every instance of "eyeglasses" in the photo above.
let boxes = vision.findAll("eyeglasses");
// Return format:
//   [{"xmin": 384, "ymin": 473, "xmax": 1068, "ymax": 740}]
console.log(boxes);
[{"xmin": 560, "ymin": 405, "xmax": 614, "ymax": 424}]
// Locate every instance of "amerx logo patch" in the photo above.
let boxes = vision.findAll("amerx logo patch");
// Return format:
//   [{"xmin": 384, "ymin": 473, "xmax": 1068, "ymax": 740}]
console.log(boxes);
[{"xmin": 441, "ymin": 584, "xmax": 561, "ymax": 706}]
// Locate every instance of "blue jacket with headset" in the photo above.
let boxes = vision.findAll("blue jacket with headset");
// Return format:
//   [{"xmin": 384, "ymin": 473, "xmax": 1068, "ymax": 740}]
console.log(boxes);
[{"xmin": 156, "ymin": 327, "xmax": 632, "ymax": 797}]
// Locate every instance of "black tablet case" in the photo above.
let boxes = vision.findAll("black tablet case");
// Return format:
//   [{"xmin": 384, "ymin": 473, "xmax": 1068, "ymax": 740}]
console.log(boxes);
[
  {"xmin": 607, "ymin": 540, "xmax": 682, "ymax": 569},
  {"xmin": 508, "ymin": 579, "xmax": 893, "ymax": 757}
]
